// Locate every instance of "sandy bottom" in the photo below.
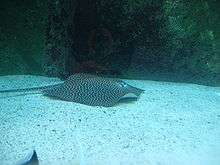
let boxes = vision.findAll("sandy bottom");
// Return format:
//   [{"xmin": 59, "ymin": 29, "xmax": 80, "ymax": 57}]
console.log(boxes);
[{"xmin": 0, "ymin": 75, "xmax": 220, "ymax": 165}]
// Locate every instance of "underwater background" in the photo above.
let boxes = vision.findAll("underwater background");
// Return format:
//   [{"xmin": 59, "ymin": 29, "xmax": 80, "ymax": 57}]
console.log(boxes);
[
  {"xmin": 0, "ymin": 0, "xmax": 220, "ymax": 165},
  {"xmin": 0, "ymin": 0, "xmax": 219, "ymax": 85}
]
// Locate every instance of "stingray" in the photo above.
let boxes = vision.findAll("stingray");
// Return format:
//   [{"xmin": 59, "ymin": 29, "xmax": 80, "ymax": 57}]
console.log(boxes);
[{"xmin": 0, "ymin": 74, "xmax": 144, "ymax": 107}]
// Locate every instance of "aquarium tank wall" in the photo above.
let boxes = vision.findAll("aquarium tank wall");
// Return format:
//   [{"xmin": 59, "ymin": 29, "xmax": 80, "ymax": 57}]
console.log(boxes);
[{"xmin": 0, "ymin": 0, "xmax": 220, "ymax": 165}]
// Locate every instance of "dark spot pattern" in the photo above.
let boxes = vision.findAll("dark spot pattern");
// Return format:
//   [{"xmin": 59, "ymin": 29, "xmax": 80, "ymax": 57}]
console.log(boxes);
[{"xmin": 43, "ymin": 74, "xmax": 144, "ymax": 107}]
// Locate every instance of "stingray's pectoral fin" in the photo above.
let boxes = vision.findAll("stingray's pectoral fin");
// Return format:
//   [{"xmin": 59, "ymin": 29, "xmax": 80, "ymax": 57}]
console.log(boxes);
[
  {"xmin": 121, "ymin": 93, "xmax": 138, "ymax": 99},
  {"xmin": 16, "ymin": 150, "xmax": 39, "ymax": 165},
  {"xmin": 119, "ymin": 92, "xmax": 140, "ymax": 103}
]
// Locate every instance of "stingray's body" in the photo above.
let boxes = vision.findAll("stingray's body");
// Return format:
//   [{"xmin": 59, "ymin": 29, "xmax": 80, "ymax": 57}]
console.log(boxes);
[{"xmin": 0, "ymin": 74, "xmax": 144, "ymax": 107}]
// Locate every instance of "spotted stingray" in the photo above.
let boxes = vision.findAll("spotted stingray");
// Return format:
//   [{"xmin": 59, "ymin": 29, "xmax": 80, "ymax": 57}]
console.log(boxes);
[{"xmin": 0, "ymin": 74, "xmax": 144, "ymax": 107}]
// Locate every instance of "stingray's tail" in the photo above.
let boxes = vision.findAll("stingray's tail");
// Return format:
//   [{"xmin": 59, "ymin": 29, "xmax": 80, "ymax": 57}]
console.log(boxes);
[{"xmin": 0, "ymin": 83, "xmax": 62, "ymax": 93}]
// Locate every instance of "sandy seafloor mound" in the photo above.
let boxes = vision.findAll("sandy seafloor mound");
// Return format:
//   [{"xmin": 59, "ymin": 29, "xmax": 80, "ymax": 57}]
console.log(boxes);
[{"xmin": 0, "ymin": 75, "xmax": 220, "ymax": 165}]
